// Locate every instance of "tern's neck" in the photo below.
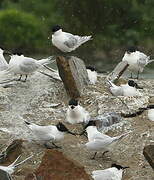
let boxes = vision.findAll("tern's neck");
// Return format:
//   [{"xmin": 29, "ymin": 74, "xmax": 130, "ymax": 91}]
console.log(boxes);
[{"xmin": 53, "ymin": 29, "xmax": 62, "ymax": 35}]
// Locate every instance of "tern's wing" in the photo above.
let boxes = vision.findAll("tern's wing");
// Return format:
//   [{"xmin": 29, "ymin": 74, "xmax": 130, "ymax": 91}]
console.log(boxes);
[
  {"xmin": 63, "ymin": 33, "xmax": 78, "ymax": 48},
  {"xmin": 86, "ymin": 138, "xmax": 113, "ymax": 151},
  {"xmin": 92, "ymin": 132, "xmax": 111, "ymax": 141},
  {"xmin": 92, "ymin": 168, "xmax": 115, "ymax": 180},
  {"xmin": 19, "ymin": 58, "xmax": 39, "ymax": 73}
]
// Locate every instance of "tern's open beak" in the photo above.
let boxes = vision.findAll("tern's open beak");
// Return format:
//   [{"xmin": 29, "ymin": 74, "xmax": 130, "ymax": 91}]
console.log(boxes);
[
  {"xmin": 135, "ymin": 84, "xmax": 143, "ymax": 89},
  {"xmin": 67, "ymin": 131, "xmax": 77, "ymax": 136},
  {"xmin": 123, "ymin": 166, "xmax": 130, "ymax": 169}
]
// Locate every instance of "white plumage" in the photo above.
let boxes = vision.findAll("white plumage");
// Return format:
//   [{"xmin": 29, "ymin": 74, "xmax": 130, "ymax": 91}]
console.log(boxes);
[
  {"xmin": 122, "ymin": 47, "xmax": 154, "ymax": 78},
  {"xmin": 107, "ymin": 80, "xmax": 141, "ymax": 96},
  {"xmin": 0, "ymin": 54, "xmax": 53, "ymax": 81},
  {"xmin": 92, "ymin": 164, "xmax": 129, "ymax": 180},
  {"xmin": 52, "ymin": 25, "xmax": 92, "ymax": 52},
  {"xmin": 83, "ymin": 121, "xmax": 130, "ymax": 159},
  {"xmin": 24, "ymin": 121, "xmax": 75, "ymax": 148},
  {"xmin": 92, "ymin": 167, "xmax": 123, "ymax": 180},
  {"xmin": 66, "ymin": 99, "xmax": 90, "ymax": 124},
  {"xmin": 147, "ymin": 109, "xmax": 154, "ymax": 121},
  {"xmin": 86, "ymin": 66, "xmax": 97, "ymax": 84}
]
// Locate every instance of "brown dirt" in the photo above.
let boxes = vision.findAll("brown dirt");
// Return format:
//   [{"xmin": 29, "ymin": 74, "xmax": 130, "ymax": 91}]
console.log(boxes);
[{"xmin": 25, "ymin": 149, "xmax": 91, "ymax": 180}]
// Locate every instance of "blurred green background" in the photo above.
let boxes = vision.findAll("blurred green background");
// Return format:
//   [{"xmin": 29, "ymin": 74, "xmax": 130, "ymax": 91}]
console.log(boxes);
[{"xmin": 0, "ymin": 0, "xmax": 154, "ymax": 70}]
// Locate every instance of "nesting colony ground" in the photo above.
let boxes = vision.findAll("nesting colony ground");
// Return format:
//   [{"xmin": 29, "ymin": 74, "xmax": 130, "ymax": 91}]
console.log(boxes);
[{"xmin": 0, "ymin": 72, "xmax": 153, "ymax": 180}]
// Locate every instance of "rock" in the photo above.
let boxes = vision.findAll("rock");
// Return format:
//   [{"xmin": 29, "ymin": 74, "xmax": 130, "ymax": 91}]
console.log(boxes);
[
  {"xmin": 90, "ymin": 112, "xmax": 122, "ymax": 131},
  {"xmin": 143, "ymin": 145, "xmax": 154, "ymax": 169},
  {"xmin": 0, "ymin": 139, "xmax": 23, "ymax": 164},
  {"xmin": 0, "ymin": 169, "xmax": 12, "ymax": 180},
  {"xmin": 107, "ymin": 61, "xmax": 129, "ymax": 81},
  {"xmin": 25, "ymin": 149, "xmax": 91, "ymax": 180},
  {"xmin": 56, "ymin": 56, "xmax": 89, "ymax": 98}
]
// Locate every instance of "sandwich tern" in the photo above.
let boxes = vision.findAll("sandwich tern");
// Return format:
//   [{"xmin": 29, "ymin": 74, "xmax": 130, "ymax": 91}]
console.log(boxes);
[
  {"xmin": 0, "ymin": 54, "xmax": 54, "ymax": 82},
  {"xmin": 52, "ymin": 25, "xmax": 92, "ymax": 52},
  {"xmin": 122, "ymin": 47, "xmax": 154, "ymax": 78},
  {"xmin": 107, "ymin": 80, "xmax": 141, "ymax": 96},
  {"xmin": 0, "ymin": 155, "xmax": 33, "ymax": 175},
  {"xmin": 86, "ymin": 66, "xmax": 97, "ymax": 85},
  {"xmin": 81, "ymin": 121, "xmax": 130, "ymax": 159},
  {"xmin": 92, "ymin": 163, "xmax": 129, "ymax": 180},
  {"xmin": 25, "ymin": 121, "xmax": 76, "ymax": 148},
  {"xmin": 66, "ymin": 99, "xmax": 90, "ymax": 124}
]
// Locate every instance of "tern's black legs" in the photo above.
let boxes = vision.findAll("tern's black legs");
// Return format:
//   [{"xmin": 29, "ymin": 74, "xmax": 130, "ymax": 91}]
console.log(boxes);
[
  {"xmin": 102, "ymin": 150, "xmax": 109, "ymax": 156},
  {"xmin": 91, "ymin": 152, "xmax": 97, "ymax": 160},
  {"xmin": 91, "ymin": 151, "xmax": 109, "ymax": 160},
  {"xmin": 52, "ymin": 142, "xmax": 62, "ymax": 149},
  {"xmin": 44, "ymin": 142, "xmax": 62, "ymax": 149},
  {"xmin": 17, "ymin": 75, "xmax": 28, "ymax": 82},
  {"xmin": 17, "ymin": 75, "xmax": 22, "ymax": 81},
  {"xmin": 137, "ymin": 70, "xmax": 140, "ymax": 79}
]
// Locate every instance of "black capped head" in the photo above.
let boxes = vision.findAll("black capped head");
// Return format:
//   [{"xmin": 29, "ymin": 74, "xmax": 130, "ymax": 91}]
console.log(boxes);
[
  {"xmin": 111, "ymin": 163, "xmax": 129, "ymax": 170},
  {"xmin": 128, "ymin": 80, "xmax": 142, "ymax": 89},
  {"xmin": 84, "ymin": 121, "xmax": 96, "ymax": 129},
  {"xmin": 52, "ymin": 25, "xmax": 62, "ymax": 33},
  {"xmin": 86, "ymin": 66, "xmax": 96, "ymax": 72},
  {"xmin": 56, "ymin": 122, "xmax": 76, "ymax": 135},
  {"xmin": 69, "ymin": 99, "xmax": 78, "ymax": 109},
  {"xmin": 128, "ymin": 80, "xmax": 136, "ymax": 87},
  {"xmin": 126, "ymin": 46, "xmax": 137, "ymax": 53}
]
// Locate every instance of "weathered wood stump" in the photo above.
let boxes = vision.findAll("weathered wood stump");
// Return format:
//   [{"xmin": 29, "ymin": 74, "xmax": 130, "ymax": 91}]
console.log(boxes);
[
  {"xmin": 143, "ymin": 145, "xmax": 154, "ymax": 169},
  {"xmin": 56, "ymin": 56, "xmax": 89, "ymax": 98},
  {"xmin": 107, "ymin": 61, "xmax": 129, "ymax": 81}
]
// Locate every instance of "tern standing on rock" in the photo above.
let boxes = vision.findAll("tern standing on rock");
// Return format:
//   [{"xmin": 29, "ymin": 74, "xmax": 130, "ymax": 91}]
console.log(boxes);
[
  {"xmin": 86, "ymin": 66, "xmax": 97, "ymax": 85},
  {"xmin": 107, "ymin": 80, "xmax": 142, "ymax": 97},
  {"xmin": 25, "ymin": 121, "xmax": 76, "ymax": 148},
  {"xmin": 81, "ymin": 121, "xmax": 130, "ymax": 159},
  {"xmin": 92, "ymin": 163, "xmax": 129, "ymax": 180},
  {"xmin": 122, "ymin": 47, "xmax": 154, "ymax": 79},
  {"xmin": 0, "ymin": 53, "xmax": 54, "ymax": 82},
  {"xmin": 66, "ymin": 99, "xmax": 90, "ymax": 124},
  {"xmin": 52, "ymin": 25, "xmax": 92, "ymax": 52}
]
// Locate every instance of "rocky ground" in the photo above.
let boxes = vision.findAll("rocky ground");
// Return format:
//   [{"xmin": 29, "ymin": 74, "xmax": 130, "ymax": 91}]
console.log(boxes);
[{"xmin": 0, "ymin": 71, "xmax": 153, "ymax": 180}]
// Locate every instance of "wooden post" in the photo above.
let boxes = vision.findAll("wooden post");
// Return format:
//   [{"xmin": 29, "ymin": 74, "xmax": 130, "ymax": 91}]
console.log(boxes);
[
  {"xmin": 107, "ymin": 61, "xmax": 129, "ymax": 81},
  {"xmin": 56, "ymin": 56, "xmax": 89, "ymax": 98}
]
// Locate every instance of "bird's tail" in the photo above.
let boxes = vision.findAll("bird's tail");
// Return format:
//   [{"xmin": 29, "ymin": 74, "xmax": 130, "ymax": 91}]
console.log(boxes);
[
  {"xmin": 8, "ymin": 155, "xmax": 21, "ymax": 168},
  {"xmin": 8, "ymin": 155, "xmax": 33, "ymax": 168},
  {"xmin": 77, "ymin": 35, "xmax": 92, "ymax": 46},
  {"xmin": 38, "ymin": 56, "xmax": 55, "ymax": 65},
  {"xmin": 113, "ymin": 132, "xmax": 131, "ymax": 142},
  {"xmin": 147, "ymin": 59, "xmax": 154, "ymax": 65}
]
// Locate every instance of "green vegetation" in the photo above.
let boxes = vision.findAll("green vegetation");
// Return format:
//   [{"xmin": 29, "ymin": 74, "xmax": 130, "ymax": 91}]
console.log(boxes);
[{"xmin": 0, "ymin": 0, "xmax": 154, "ymax": 59}]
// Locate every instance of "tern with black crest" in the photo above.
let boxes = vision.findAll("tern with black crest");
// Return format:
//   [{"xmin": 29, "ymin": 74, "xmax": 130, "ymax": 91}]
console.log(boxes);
[
  {"xmin": 92, "ymin": 163, "xmax": 129, "ymax": 180},
  {"xmin": 25, "ymin": 121, "xmax": 76, "ymax": 148},
  {"xmin": 52, "ymin": 25, "xmax": 92, "ymax": 52},
  {"xmin": 66, "ymin": 99, "xmax": 90, "ymax": 124},
  {"xmin": 81, "ymin": 121, "xmax": 130, "ymax": 159}
]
